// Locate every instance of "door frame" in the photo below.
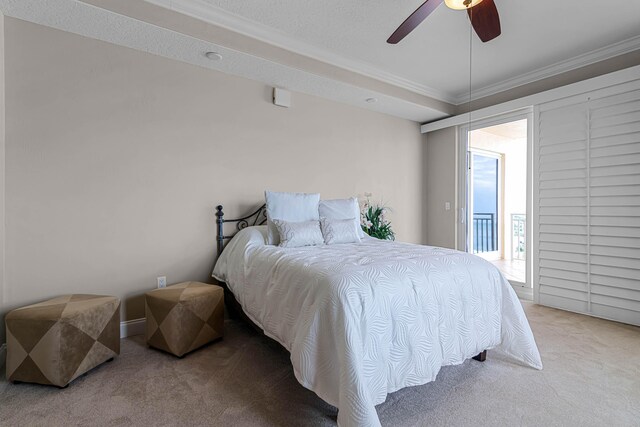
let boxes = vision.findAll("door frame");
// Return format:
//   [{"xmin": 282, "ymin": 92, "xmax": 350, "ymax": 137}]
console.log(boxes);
[{"xmin": 457, "ymin": 108, "xmax": 534, "ymax": 296}]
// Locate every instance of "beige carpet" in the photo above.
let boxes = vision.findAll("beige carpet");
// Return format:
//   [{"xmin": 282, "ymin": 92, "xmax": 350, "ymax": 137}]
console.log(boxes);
[{"xmin": 1, "ymin": 302, "xmax": 639, "ymax": 426}]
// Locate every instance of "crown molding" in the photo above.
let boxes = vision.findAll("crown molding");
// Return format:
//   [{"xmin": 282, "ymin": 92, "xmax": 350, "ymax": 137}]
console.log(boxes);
[
  {"xmin": 422, "ymin": 64, "xmax": 640, "ymax": 133},
  {"xmin": 452, "ymin": 34, "xmax": 640, "ymax": 105},
  {"xmin": 144, "ymin": 0, "xmax": 459, "ymax": 104}
]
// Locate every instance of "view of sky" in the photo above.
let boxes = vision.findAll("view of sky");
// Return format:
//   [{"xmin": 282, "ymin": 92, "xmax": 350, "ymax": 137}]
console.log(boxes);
[
  {"xmin": 472, "ymin": 154, "xmax": 498, "ymax": 215},
  {"xmin": 472, "ymin": 153, "xmax": 499, "ymax": 252}
]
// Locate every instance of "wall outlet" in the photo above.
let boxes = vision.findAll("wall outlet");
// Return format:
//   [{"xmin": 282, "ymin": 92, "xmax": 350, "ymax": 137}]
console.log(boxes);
[{"xmin": 157, "ymin": 276, "xmax": 167, "ymax": 288}]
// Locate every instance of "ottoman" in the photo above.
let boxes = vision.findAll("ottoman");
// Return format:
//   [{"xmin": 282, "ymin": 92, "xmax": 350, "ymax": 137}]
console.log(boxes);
[
  {"xmin": 6, "ymin": 294, "xmax": 120, "ymax": 387},
  {"xmin": 145, "ymin": 282, "xmax": 223, "ymax": 357}
]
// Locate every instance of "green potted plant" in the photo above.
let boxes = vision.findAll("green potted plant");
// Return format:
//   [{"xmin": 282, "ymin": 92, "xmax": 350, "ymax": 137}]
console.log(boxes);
[{"xmin": 360, "ymin": 193, "xmax": 395, "ymax": 241}]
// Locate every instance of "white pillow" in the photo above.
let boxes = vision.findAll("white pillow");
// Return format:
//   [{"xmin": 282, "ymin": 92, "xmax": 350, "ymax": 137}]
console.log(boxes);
[
  {"xmin": 265, "ymin": 191, "xmax": 321, "ymax": 245},
  {"xmin": 319, "ymin": 197, "xmax": 364, "ymax": 238},
  {"xmin": 272, "ymin": 219, "xmax": 324, "ymax": 248},
  {"xmin": 320, "ymin": 217, "xmax": 361, "ymax": 245}
]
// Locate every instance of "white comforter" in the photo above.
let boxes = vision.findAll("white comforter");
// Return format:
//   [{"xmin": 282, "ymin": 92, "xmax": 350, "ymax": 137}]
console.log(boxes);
[{"xmin": 213, "ymin": 226, "xmax": 542, "ymax": 427}]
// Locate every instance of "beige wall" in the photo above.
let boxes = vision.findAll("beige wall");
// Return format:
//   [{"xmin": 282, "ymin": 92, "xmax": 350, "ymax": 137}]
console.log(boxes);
[
  {"xmin": 0, "ymin": 18, "xmax": 425, "ymax": 338},
  {"xmin": 424, "ymin": 127, "xmax": 457, "ymax": 249}
]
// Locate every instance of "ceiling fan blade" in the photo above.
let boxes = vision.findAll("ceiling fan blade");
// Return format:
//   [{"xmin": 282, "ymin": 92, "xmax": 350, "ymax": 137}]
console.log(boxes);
[
  {"xmin": 387, "ymin": 0, "xmax": 444, "ymax": 44},
  {"xmin": 467, "ymin": 0, "xmax": 501, "ymax": 42}
]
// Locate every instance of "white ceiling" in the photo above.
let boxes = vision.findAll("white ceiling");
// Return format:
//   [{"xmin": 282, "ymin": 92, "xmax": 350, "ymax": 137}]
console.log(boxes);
[
  {"xmin": 196, "ymin": 0, "xmax": 640, "ymax": 103},
  {"xmin": 1, "ymin": 0, "xmax": 639, "ymax": 123},
  {"xmin": 480, "ymin": 119, "xmax": 527, "ymax": 140}
]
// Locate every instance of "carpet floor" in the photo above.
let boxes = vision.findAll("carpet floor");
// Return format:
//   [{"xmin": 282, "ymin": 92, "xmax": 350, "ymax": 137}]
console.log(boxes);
[{"xmin": 1, "ymin": 302, "xmax": 639, "ymax": 426}]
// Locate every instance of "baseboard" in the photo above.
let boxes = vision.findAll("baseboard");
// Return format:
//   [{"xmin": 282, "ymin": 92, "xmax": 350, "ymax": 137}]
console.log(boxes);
[
  {"xmin": 0, "ymin": 343, "xmax": 6, "ymax": 370},
  {"xmin": 511, "ymin": 283, "xmax": 534, "ymax": 301},
  {"xmin": 120, "ymin": 318, "xmax": 146, "ymax": 338}
]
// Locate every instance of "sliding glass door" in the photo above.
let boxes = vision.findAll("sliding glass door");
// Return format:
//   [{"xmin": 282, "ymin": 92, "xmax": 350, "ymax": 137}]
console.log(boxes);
[
  {"xmin": 468, "ymin": 150, "xmax": 501, "ymax": 259},
  {"xmin": 458, "ymin": 113, "xmax": 533, "ymax": 295}
]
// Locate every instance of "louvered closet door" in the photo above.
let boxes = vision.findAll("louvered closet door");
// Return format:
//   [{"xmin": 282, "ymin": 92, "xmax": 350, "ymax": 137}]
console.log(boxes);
[
  {"xmin": 588, "ymin": 89, "xmax": 640, "ymax": 325},
  {"xmin": 536, "ymin": 80, "xmax": 640, "ymax": 326},
  {"xmin": 537, "ymin": 100, "xmax": 590, "ymax": 314}
]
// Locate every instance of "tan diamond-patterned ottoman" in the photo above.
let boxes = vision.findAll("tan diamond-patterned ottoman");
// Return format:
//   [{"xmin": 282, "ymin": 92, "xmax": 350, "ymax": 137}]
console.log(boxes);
[
  {"xmin": 145, "ymin": 282, "xmax": 223, "ymax": 357},
  {"xmin": 6, "ymin": 294, "xmax": 120, "ymax": 387}
]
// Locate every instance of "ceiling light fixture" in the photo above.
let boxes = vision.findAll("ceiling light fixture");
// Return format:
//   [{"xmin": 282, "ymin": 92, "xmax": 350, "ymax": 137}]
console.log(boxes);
[
  {"xmin": 366, "ymin": 97, "xmax": 378, "ymax": 103},
  {"xmin": 205, "ymin": 51, "xmax": 223, "ymax": 61},
  {"xmin": 444, "ymin": 0, "xmax": 483, "ymax": 10}
]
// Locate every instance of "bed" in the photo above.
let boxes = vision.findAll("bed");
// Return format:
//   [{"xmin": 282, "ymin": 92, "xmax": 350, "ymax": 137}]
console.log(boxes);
[{"xmin": 212, "ymin": 204, "xmax": 542, "ymax": 427}]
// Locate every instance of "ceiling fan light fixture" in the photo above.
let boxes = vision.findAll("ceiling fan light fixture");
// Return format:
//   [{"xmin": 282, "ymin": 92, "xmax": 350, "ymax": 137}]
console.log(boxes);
[{"xmin": 444, "ymin": 0, "xmax": 483, "ymax": 10}]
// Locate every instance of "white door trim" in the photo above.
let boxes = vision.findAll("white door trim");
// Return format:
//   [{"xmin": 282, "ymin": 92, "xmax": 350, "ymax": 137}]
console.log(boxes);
[
  {"xmin": 457, "ymin": 109, "xmax": 534, "ymax": 289},
  {"xmin": 526, "ymin": 105, "xmax": 540, "ymax": 304}
]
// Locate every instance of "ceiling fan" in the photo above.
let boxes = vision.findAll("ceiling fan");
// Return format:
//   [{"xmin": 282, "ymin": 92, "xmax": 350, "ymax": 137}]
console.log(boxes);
[{"xmin": 387, "ymin": 0, "xmax": 501, "ymax": 44}]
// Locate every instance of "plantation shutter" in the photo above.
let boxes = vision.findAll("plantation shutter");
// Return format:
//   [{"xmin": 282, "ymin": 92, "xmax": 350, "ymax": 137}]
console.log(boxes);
[
  {"xmin": 537, "ymin": 99, "xmax": 590, "ymax": 314},
  {"xmin": 536, "ymin": 79, "xmax": 640, "ymax": 326}
]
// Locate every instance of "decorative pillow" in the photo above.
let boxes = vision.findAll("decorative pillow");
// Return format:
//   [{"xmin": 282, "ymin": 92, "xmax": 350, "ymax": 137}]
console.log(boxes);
[
  {"xmin": 320, "ymin": 217, "xmax": 361, "ymax": 245},
  {"xmin": 319, "ymin": 197, "xmax": 364, "ymax": 238},
  {"xmin": 265, "ymin": 191, "xmax": 321, "ymax": 245},
  {"xmin": 272, "ymin": 219, "xmax": 324, "ymax": 248}
]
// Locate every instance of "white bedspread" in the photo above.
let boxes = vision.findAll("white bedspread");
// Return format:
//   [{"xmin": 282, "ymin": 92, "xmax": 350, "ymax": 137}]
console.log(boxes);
[{"xmin": 213, "ymin": 226, "xmax": 542, "ymax": 427}]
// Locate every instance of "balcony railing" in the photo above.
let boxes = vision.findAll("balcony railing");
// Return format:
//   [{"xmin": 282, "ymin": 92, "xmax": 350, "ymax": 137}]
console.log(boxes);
[
  {"xmin": 512, "ymin": 214, "xmax": 526, "ymax": 261},
  {"xmin": 473, "ymin": 213, "xmax": 497, "ymax": 253}
]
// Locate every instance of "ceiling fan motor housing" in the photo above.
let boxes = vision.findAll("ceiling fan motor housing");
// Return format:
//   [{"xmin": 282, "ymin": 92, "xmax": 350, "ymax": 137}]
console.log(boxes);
[{"xmin": 445, "ymin": 0, "xmax": 484, "ymax": 10}]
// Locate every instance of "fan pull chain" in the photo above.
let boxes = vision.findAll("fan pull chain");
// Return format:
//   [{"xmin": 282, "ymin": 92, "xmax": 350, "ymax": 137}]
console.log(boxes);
[{"xmin": 468, "ymin": 5, "xmax": 473, "ymax": 128}]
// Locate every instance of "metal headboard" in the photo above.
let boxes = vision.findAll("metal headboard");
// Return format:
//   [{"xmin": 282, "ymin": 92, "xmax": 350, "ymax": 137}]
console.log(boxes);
[{"xmin": 215, "ymin": 204, "xmax": 267, "ymax": 254}]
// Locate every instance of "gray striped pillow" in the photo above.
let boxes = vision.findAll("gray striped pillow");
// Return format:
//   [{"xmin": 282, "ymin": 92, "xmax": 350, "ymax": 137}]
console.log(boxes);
[
  {"xmin": 272, "ymin": 219, "xmax": 324, "ymax": 248},
  {"xmin": 320, "ymin": 217, "xmax": 361, "ymax": 245}
]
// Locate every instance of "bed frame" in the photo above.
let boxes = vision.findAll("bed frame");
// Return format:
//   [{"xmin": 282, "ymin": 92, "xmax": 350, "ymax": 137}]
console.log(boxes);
[
  {"xmin": 213, "ymin": 204, "xmax": 487, "ymax": 362},
  {"xmin": 213, "ymin": 204, "xmax": 268, "ymax": 332}
]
